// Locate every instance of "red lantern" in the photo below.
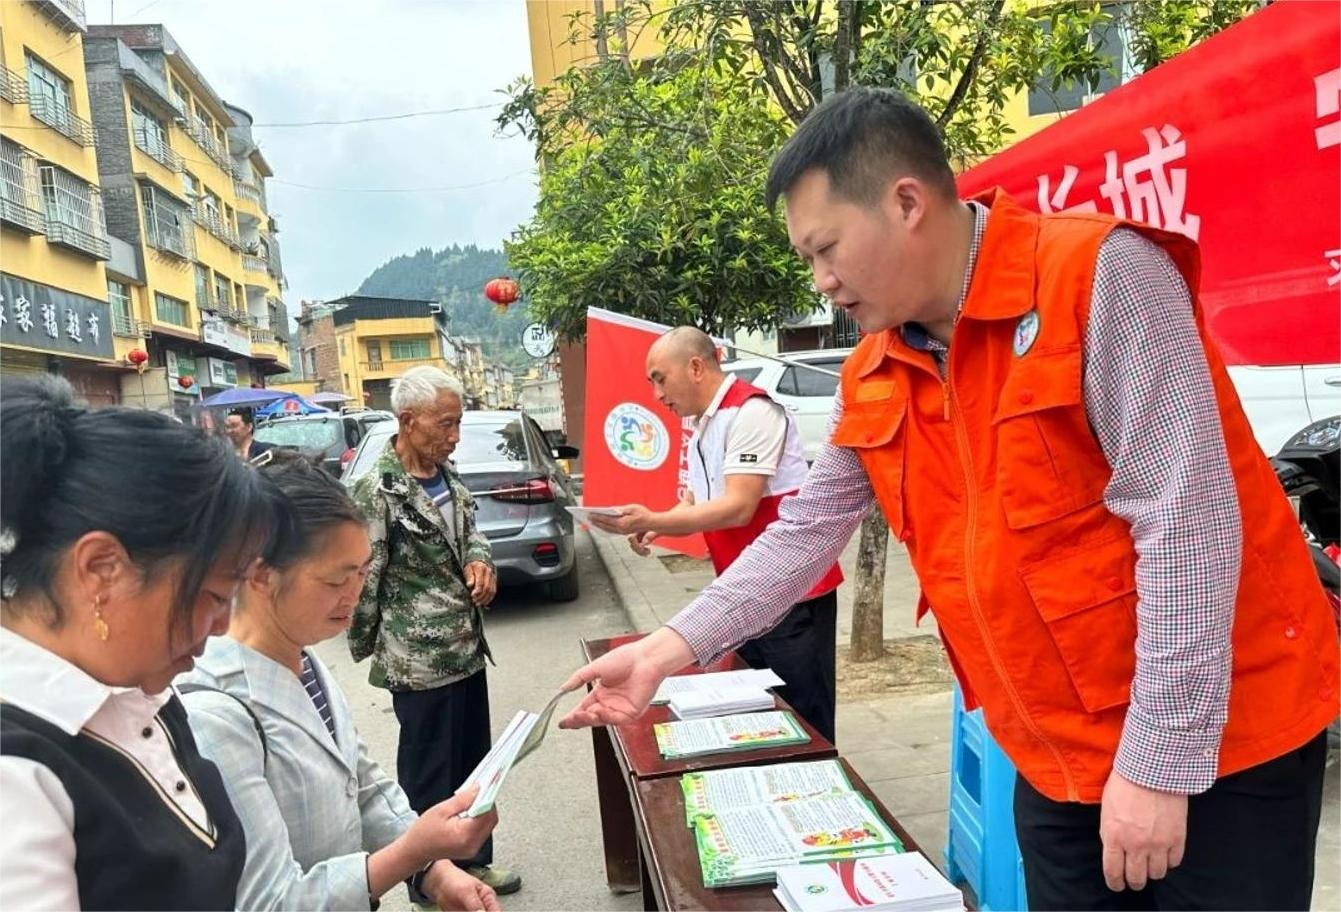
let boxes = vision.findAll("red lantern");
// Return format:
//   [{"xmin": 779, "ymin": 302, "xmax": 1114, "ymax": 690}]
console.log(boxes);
[
  {"xmin": 178, "ymin": 375, "xmax": 194, "ymax": 390},
  {"xmin": 484, "ymin": 277, "xmax": 520, "ymax": 314},
  {"xmin": 127, "ymin": 348, "xmax": 149, "ymax": 364}
]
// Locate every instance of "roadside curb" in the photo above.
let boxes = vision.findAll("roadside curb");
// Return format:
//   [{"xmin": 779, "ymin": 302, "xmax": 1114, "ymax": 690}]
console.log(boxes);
[{"xmin": 582, "ymin": 523, "xmax": 665, "ymax": 634}]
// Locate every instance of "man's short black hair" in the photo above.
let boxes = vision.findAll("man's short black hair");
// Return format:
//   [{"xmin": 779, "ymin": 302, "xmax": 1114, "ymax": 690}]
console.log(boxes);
[
  {"xmin": 765, "ymin": 87, "xmax": 958, "ymax": 209},
  {"xmin": 228, "ymin": 408, "xmax": 255, "ymax": 427}
]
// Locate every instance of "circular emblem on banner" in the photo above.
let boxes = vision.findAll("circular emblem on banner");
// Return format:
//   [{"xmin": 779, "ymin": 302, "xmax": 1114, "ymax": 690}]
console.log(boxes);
[
  {"xmin": 1013, "ymin": 309, "xmax": 1040, "ymax": 356},
  {"xmin": 806, "ymin": 884, "xmax": 828, "ymax": 896},
  {"xmin": 604, "ymin": 402, "xmax": 670, "ymax": 471}
]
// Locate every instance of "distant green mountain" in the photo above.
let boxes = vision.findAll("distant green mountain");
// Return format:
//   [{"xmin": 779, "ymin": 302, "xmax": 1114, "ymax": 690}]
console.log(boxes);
[{"xmin": 357, "ymin": 244, "xmax": 535, "ymax": 371}]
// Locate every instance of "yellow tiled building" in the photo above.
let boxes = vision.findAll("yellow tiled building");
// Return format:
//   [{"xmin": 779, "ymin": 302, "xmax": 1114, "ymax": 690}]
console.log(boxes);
[
  {"xmin": 1, "ymin": 0, "xmax": 120, "ymax": 403},
  {"xmin": 0, "ymin": 5, "xmax": 290, "ymax": 413}
]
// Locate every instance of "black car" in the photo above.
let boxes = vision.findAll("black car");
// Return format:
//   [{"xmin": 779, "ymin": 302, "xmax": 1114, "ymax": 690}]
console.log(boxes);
[{"xmin": 254, "ymin": 409, "xmax": 394, "ymax": 476}]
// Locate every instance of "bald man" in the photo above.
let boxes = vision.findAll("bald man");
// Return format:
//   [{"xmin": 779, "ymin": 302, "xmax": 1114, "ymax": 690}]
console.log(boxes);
[{"xmin": 591, "ymin": 327, "xmax": 844, "ymax": 741}]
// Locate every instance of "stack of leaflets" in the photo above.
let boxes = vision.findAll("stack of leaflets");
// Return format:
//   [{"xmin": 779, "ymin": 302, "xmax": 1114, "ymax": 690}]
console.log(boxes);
[
  {"xmin": 669, "ymin": 684, "xmax": 776, "ymax": 720},
  {"xmin": 651, "ymin": 668, "xmax": 785, "ymax": 705},
  {"xmin": 654, "ymin": 710, "xmax": 809, "ymax": 760},
  {"xmin": 680, "ymin": 759, "xmax": 855, "ymax": 826},
  {"xmin": 773, "ymin": 854, "xmax": 965, "ymax": 912},
  {"xmin": 454, "ymin": 690, "xmax": 563, "ymax": 817},
  {"xmin": 693, "ymin": 791, "xmax": 905, "ymax": 887}
]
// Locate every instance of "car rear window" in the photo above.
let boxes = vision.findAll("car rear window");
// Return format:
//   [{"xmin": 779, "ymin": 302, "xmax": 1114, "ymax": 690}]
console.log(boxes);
[
  {"xmin": 456, "ymin": 419, "xmax": 531, "ymax": 465},
  {"xmin": 255, "ymin": 419, "xmax": 343, "ymax": 451},
  {"xmin": 724, "ymin": 366, "xmax": 762, "ymax": 385}
]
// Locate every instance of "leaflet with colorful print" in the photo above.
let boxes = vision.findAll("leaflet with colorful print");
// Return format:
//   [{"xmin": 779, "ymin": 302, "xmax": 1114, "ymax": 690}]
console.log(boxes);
[
  {"xmin": 653, "ymin": 710, "xmax": 809, "ymax": 759},
  {"xmin": 692, "ymin": 791, "xmax": 905, "ymax": 888},
  {"xmin": 680, "ymin": 759, "xmax": 854, "ymax": 826}
]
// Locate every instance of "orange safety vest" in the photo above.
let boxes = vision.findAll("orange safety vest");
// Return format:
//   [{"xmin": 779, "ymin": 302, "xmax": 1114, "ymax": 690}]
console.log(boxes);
[{"xmin": 834, "ymin": 189, "xmax": 1340, "ymax": 802}]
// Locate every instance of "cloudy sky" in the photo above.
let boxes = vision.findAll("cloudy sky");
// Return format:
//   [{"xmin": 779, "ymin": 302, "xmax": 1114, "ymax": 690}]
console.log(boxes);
[{"xmin": 86, "ymin": 0, "xmax": 541, "ymax": 312}]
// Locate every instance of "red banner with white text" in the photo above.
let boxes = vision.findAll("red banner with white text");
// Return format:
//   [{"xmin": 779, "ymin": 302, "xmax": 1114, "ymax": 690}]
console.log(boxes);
[
  {"xmin": 582, "ymin": 308, "xmax": 707, "ymax": 558},
  {"xmin": 957, "ymin": 0, "xmax": 1340, "ymax": 368}
]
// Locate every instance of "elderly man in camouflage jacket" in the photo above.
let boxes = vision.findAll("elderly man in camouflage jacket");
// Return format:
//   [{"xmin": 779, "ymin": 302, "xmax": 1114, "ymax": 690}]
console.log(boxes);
[{"xmin": 349, "ymin": 365, "xmax": 521, "ymax": 898}]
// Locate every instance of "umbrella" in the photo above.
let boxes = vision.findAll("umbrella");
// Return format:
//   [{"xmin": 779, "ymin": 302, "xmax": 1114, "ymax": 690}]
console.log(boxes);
[
  {"xmin": 199, "ymin": 387, "xmax": 292, "ymax": 409},
  {"xmin": 254, "ymin": 395, "xmax": 330, "ymax": 418},
  {"xmin": 309, "ymin": 391, "xmax": 353, "ymax": 405}
]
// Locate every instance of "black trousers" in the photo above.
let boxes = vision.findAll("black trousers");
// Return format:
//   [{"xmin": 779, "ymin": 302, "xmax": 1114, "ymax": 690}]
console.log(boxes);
[
  {"xmin": 1015, "ymin": 731, "xmax": 1328, "ymax": 911},
  {"xmin": 736, "ymin": 590, "xmax": 838, "ymax": 744},
  {"xmin": 391, "ymin": 669, "xmax": 493, "ymax": 875}
]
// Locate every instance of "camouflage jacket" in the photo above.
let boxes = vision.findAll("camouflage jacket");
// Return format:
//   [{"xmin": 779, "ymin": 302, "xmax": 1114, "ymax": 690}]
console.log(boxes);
[{"xmin": 349, "ymin": 435, "xmax": 494, "ymax": 691}]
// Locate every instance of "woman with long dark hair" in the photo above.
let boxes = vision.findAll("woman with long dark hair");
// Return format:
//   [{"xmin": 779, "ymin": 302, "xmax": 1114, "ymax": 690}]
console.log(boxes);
[{"xmin": 0, "ymin": 376, "xmax": 275, "ymax": 910}]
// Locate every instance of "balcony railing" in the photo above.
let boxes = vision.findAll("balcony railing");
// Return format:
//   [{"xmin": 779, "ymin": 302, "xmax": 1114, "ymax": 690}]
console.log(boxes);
[
  {"xmin": 250, "ymin": 326, "xmax": 276, "ymax": 345},
  {"xmin": 1, "ymin": 144, "xmax": 45, "ymax": 235},
  {"xmin": 40, "ymin": 167, "xmax": 110, "ymax": 260},
  {"xmin": 34, "ymin": 0, "xmax": 86, "ymax": 32},
  {"xmin": 133, "ymin": 128, "xmax": 184, "ymax": 172},
  {"xmin": 361, "ymin": 356, "xmax": 442, "ymax": 374},
  {"xmin": 234, "ymin": 179, "xmax": 263, "ymax": 206},
  {"xmin": 192, "ymin": 205, "xmax": 241, "ymax": 248},
  {"xmin": 111, "ymin": 313, "xmax": 150, "ymax": 338},
  {"xmin": 29, "ymin": 96, "xmax": 96, "ymax": 147},
  {"xmin": 185, "ymin": 119, "xmax": 231, "ymax": 170},
  {"xmin": 242, "ymin": 253, "xmax": 269, "ymax": 273},
  {"xmin": 0, "ymin": 65, "xmax": 27, "ymax": 104},
  {"xmin": 146, "ymin": 219, "xmax": 195, "ymax": 260}
]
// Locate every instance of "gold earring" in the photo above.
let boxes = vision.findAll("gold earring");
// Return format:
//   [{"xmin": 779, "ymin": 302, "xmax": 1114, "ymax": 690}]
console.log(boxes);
[{"xmin": 93, "ymin": 595, "xmax": 109, "ymax": 642}]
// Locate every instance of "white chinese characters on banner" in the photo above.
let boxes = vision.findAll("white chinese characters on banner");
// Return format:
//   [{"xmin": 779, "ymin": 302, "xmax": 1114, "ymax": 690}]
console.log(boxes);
[
  {"xmin": 676, "ymin": 416, "xmax": 695, "ymax": 503},
  {"xmin": 1315, "ymin": 67, "xmax": 1340, "ymax": 151},
  {"xmin": 14, "ymin": 296, "xmax": 33, "ymax": 333},
  {"xmin": 87, "ymin": 313, "xmax": 101, "ymax": 346},
  {"xmin": 65, "ymin": 307, "xmax": 82, "ymax": 343},
  {"xmin": 1326, "ymin": 249, "xmax": 1341, "ymax": 289},
  {"xmin": 1035, "ymin": 123, "xmax": 1201, "ymax": 241},
  {"xmin": 41, "ymin": 302, "xmax": 59, "ymax": 339}
]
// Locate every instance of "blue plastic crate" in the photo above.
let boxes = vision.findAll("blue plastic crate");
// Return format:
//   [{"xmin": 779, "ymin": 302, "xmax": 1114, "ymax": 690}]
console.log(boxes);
[{"xmin": 943, "ymin": 684, "xmax": 1029, "ymax": 911}]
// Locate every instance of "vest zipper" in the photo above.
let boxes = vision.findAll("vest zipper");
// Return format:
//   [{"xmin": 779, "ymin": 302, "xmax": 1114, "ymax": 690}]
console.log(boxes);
[{"xmin": 945, "ymin": 378, "xmax": 1080, "ymax": 801}]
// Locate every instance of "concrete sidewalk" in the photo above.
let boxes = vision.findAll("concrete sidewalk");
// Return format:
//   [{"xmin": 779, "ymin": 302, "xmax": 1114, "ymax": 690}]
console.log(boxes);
[{"xmin": 584, "ymin": 524, "xmax": 1341, "ymax": 910}]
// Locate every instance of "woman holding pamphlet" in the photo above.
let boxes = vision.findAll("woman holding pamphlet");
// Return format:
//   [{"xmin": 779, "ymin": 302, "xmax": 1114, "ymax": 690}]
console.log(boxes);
[{"xmin": 179, "ymin": 453, "xmax": 499, "ymax": 911}]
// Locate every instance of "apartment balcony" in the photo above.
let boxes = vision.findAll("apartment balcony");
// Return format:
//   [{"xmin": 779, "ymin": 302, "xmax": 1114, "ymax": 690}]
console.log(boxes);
[
  {"xmin": 249, "ymin": 325, "xmax": 276, "ymax": 345},
  {"xmin": 185, "ymin": 120, "xmax": 231, "ymax": 170},
  {"xmin": 192, "ymin": 205, "xmax": 241, "ymax": 249},
  {"xmin": 29, "ymin": 96, "xmax": 96, "ymax": 147},
  {"xmin": 40, "ymin": 168, "xmax": 110, "ymax": 260},
  {"xmin": 0, "ymin": 65, "xmax": 27, "ymax": 104},
  {"xmin": 33, "ymin": 0, "xmax": 86, "ymax": 32},
  {"xmin": 0, "ymin": 156, "xmax": 45, "ymax": 234},
  {"xmin": 242, "ymin": 253, "xmax": 269, "ymax": 274},
  {"xmin": 111, "ymin": 313, "xmax": 151, "ymax": 338},
  {"xmin": 133, "ymin": 128, "xmax": 184, "ymax": 173},
  {"xmin": 233, "ymin": 179, "xmax": 264, "ymax": 207},
  {"xmin": 146, "ymin": 220, "xmax": 195, "ymax": 260},
  {"xmin": 359, "ymin": 356, "xmax": 444, "ymax": 379}
]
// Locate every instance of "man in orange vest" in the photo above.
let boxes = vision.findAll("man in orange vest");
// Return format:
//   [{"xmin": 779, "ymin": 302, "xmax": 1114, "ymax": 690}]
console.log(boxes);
[
  {"xmin": 560, "ymin": 87, "xmax": 1339, "ymax": 910},
  {"xmin": 590, "ymin": 326, "xmax": 844, "ymax": 741}
]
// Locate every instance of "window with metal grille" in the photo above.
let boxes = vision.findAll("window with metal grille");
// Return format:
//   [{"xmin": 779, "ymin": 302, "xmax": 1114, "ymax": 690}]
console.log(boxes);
[
  {"xmin": 194, "ymin": 263, "xmax": 212, "ymax": 308},
  {"xmin": 833, "ymin": 308, "xmax": 860, "ymax": 348},
  {"xmin": 140, "ymin": 183, "xmax": 195, "ymax": 259},
  {"xmin": 0, "ymin": 138, "xmax": 44, "ymax": 232},
  {"xmin": 214, "ymin": 274, "xmax": 232, "ymax": 311},
  {"xmin": 25, "ymin": 52, "xmax": 72, "ymax": 121},
  {"xmin": 131, "ymin": 101, "xmax": 178, "ymax": 169},
  {"xmin": 107, "ymin": 280, "xmax": 136, "ymax": 335},
  {"xmin": 390, "ymin": 339, "xmax": 431, "ymax": 361},
  {"xmin": 171, "ymin": 78, "xmax": 191, "ymax": 118},
  {"xmin": 39, "ymin": 164, "xmax": 109, "ymax": 258},
  {"xmin": 155, "ymin": 292, "xmax": 189, "ymax": 327}
]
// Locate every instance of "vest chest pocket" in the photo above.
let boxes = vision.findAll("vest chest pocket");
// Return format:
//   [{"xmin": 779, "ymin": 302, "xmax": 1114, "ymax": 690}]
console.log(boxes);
[
  {"xmin": 992, "ymin": 346, "xmax": 1109, "ymax": 529},
  {"xmin": 832, "ymin": 396, "xmax": 908, "ymax": 539},
  {"xmin": 1019, "ymin": 543, "xmax": 1138, "ymax": 713}
]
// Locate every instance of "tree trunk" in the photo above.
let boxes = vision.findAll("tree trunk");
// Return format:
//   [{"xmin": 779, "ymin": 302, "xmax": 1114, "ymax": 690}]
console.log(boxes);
[
  {"xmin": 833, "ymin": 0, "xmax": 854, "ymax": 93},
  {"xmin": 849, "ymin": 508, "xmax": 890, "ymax": 663}
]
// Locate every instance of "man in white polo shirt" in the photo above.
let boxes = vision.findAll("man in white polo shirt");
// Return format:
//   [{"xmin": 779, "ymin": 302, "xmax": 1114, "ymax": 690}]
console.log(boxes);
[{"xmin": 591, "ymin": 326, "xmax": 844, "ymax": 741}]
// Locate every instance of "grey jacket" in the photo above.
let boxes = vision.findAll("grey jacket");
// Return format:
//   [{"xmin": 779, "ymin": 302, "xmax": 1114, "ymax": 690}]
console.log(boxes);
[{"xmin": 178, "ymin": 637, "xmax": 416, "ymax": 911}]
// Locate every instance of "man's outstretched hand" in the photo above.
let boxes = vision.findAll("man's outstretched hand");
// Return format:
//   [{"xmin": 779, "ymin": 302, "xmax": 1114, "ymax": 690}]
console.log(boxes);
[{"xmin": 558, "ymin": 627, "xmax": 697, "ymax": 729}]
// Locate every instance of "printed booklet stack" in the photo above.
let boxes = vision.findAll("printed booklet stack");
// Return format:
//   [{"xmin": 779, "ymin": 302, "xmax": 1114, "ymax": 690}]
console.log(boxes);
[
  {"xmin": 654, "ymin": 710, "xmax": 810, "ymax": 760},
  {"xmin": 773, "ymin": 853, "xmax": 965, "ymax": 912},
  {"xmin": 680, "ymin": 759, "xmax": 906, "ymax": 888}
]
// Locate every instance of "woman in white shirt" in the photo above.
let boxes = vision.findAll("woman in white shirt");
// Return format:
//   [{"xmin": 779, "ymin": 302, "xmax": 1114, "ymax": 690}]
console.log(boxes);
[
  {"xmin": 180, "ymin": 452, "xmax": 499, "ymax": 911},
  {"xmin": 0, "ymin": 375, "xmax": 275, "ymax": 911}
]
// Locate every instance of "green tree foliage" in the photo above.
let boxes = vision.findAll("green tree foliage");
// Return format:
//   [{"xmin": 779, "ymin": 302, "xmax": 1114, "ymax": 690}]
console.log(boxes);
[{"xmin": 499, "ymin": 0, "xmax": 1260, "ymax": 341}]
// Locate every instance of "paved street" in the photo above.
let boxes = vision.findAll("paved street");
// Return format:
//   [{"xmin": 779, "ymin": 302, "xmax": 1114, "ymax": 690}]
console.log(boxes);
[{"xmin": 313, "ymin": 533, "xmax": 642, "ymax": 912}]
